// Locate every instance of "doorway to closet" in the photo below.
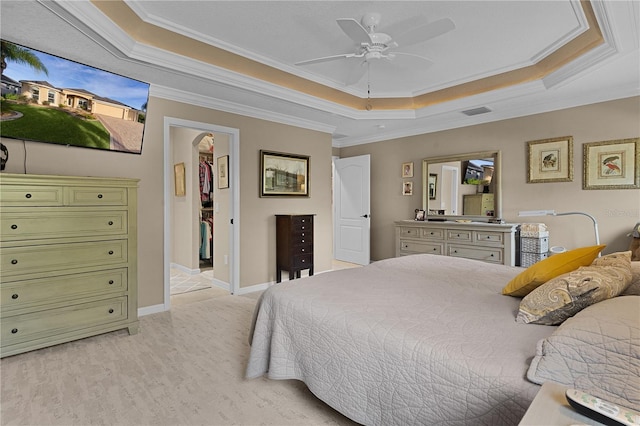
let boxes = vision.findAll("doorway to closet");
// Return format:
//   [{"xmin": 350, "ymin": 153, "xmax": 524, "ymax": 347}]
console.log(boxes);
[{"xmin": 163, "ymin": 118, "xmax": 240, "ymax": 311}]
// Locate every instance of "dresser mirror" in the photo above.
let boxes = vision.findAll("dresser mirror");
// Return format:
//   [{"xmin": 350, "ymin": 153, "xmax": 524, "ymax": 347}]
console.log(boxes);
[{"xmin": 421, "ymin": 150, "xmax": 502, "ymax": 221}]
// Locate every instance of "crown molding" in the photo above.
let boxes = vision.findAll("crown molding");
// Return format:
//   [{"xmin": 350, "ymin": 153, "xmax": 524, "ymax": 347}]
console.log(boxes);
[{"xmin": 149, "ymin": 85, "xmax": 336, "ymax": 134}]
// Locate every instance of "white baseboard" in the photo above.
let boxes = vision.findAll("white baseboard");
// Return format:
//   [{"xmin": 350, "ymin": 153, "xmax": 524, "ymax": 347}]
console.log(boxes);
[
  {"xmin": 138, "ymin": 303, "xmax": 166, "ymax": 316},
  {"xmin": 213, "ymin": 278, "xmax": 230, "ymax": 292},
  {"xmin": 235, "ymin": 268, "xmax": 334, "ymax": 295},
  {"xmin": 170, "ymin": 263, "xmax": 201, "ymax": 275}
]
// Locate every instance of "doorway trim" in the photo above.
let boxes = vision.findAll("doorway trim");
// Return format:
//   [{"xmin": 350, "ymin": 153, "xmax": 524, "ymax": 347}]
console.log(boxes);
[{"xmin": 163, "ymin": 117, "xmax": 240, "ymax": 310}]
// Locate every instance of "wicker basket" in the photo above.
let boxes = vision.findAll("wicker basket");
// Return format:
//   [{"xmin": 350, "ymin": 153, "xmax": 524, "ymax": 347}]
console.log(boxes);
[
  {"xmin": 521, "ymin": 252, "xmax": 548, "ymax": 267},
  {"xmin": 521, "ymin": 236, "xmax": 549, "ymax": 253},
  {"xmin": 520, "ymin": 230, "xmax": 550, "ymax": 238}
]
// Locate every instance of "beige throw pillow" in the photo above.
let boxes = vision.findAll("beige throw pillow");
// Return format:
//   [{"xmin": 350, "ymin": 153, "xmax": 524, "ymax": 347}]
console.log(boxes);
[
  {"xmin": 516, "ymin": 251, "xmax": 632, "ymax": 325},
  {"xmin": 623, "ymin": 261, "xmax": 640, "ymax": 296}
]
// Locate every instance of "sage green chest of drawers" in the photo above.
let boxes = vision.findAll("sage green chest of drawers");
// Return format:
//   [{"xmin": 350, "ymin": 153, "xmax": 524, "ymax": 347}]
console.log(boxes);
[
  {"xmin": 395, "ymin": 220, "xmax": 518, "ymax": 266},
  {"xmin": 0, "ymin": 173, "xmax": 139, "ymax": 357}
]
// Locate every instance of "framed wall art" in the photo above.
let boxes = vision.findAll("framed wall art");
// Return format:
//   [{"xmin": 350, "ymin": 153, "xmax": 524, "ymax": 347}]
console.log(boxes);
[
  {"xmin": 260, "ymin": 150, "xmax": 309, "ymax": 197},
  {"xmin": 583, "ymin": 138, "xmax": 639, "ymax": 190},
  {"xmin": 174, "ymin": 163, "xmax": 185, "ymax": 196},
  {"xmin": 403, "ymin": 181, "xmax": 413, "ymax": 196},
  {"xmin": 527, "ymin": 136, "xmax": 573, "ymax": 183},
  {"xmin": 402, "ymin": 162, "xmax": 414, "ymax": 178},
  {"xmin": 217, "ymin": 155, "xmax": 229, "ymax": 189}
]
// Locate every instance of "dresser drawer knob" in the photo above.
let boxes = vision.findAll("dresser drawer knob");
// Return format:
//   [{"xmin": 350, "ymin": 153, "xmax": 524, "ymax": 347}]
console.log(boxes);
[
  {"xmin": 11, "ymin": 328, "xmax": 18, "ymax": 334},
  {"xmin": 98, "ymin": 194, "xmax": 103, "ymax": 199},
  {"xmin": 10, "ymin": 259, "xmax": 18, "ymax": 265},
  {"xmin": 108, "ymin": 221, "xmax": 114, "ymax": 226},
  {"xmin": 301, "ymin": 259, "xmax": 305, "ymax": 263},
  {"xmin": 25, "ymin": 193, "xmax": 32, "ymax": 199},
  {"xmin": 109, "ymin": 280, "xmax": 114, "ymax": 285},
  {"xmin": 490, "ymin": 254, "xmax": 495, "ymax": 257},
  {"xmin": 108, "ymin": 309, "xmax": 114, "ymax": 314},
  {"xmin": 108, "ymin": 251, "xmax": 114, "ymax": 255},
  {"xmin": 301, "ymin": 226, "xmax": 305, "ymax": 230},
  {"xmin": 301, "ymin": 240, "xmax": 305, "ymax": 243},
  {"xmin": 433, "ymin": 248, "xmax": 437, "ymax": 251},
  {"xmin": 301, "ymin": 248, "xmax": 305, "ymax": 252},
  {"xmin": 11, "ymin": 224, "xmax": 18, "ymax": 230},
  {"xmin": 430, "ymin": 232, "xmax": 434, "ymax": 235},
  {"xmin": 11, "ymin": 294, "xmax": 19, "ymax": 299}
]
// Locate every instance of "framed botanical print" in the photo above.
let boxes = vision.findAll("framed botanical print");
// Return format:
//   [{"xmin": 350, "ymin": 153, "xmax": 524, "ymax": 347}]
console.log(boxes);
[
  {"xmin": 527, "ymin": 136, "xmax": 573, "ymax": 183},
  {"xmin": 583, "ymin": 138, "xmax": 639, "ymax": 190},
  {"xmin": 402, "ymin": 162, "xmax": 413, "ymax": 178}
]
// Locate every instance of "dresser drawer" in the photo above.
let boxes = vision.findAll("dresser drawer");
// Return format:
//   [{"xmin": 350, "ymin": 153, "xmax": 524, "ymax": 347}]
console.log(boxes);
[
  {"xmin": 292, "ymin": 254, "xmax": 313, "ymax": 268},
  {"xmin": 1, "ymin": 297, "xmax": 127, "ymax": 346},
  {"xmin": 66, "ymin": 186, "xmax": 128, "ymax": 206},
  {"xmin": 448, "ymin": 245, "xmax": 502, "ymax": 263},
  {"xmin": 399, "ymin": 227, "xmax": 420, "ymax": 238},
  {"xmin": 1, "ymin": 268, "xmax": 127, "ymax": 314},
  {"xmin": 0, "ymin": 210, "xmax": 128, "ymax": 242},
  {"xmin": 292, "ymin": 216, "xmax": 313, "ymax": 228},
  {"xmin": 1, "ymin": 240, "xmax": 128, "ymax": 281},
  {"xmin": 292, "ymin": 243, "xmax": 313, "ymax": 256},
  {"xmin": 291, "ymin": 231, "xmax": 313, "ymax": 245},
  {"xmin": 399, "ymin": 240, "xmax": 443, "ymax": 255},
  {"xmin": 0, "ymin": 185, "xmax": 64, "ymax": 206},
  {"xmin": 447, "ymin": 230, "xmax": 472, "ymax": 242},
  {"xmin": 422, "ymin": 228, "xmax": 445, "ymax": 240},
  {"xmin": 475, "ymin": 231, "xmax": 503, "ymax": 244}
]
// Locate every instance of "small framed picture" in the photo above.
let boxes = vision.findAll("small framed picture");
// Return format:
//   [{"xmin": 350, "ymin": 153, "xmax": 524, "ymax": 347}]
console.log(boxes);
[
  {"xmin": 174, "ymin": 162, "xmax": 185, "ymax": 196},
  {"xmin": 217, "ymin": 155, "xmax": 229, "ymax": 189},
  {"xmin": 402, "ymin": 162, "xmax": 414, "ymax": 178},
  {"xmin": 527, "ymin": 136, "xmax": 573, "ymax": 183},
  {"xmin": 403, "ymin": 181, "xmax": 413, "ymax": 196},
  {"xmin": 583, "ymin": 138, "xmax": 639, "ymax": 190},
  {"xmin": 414, "ymin": 209, "xmax": 425, "ymax": 221}
]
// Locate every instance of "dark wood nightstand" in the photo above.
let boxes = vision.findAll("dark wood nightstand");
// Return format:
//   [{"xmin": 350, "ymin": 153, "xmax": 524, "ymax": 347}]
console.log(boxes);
[{"xmin": 276, "ymin": 214, "xmax": 314, "ymax": 283}]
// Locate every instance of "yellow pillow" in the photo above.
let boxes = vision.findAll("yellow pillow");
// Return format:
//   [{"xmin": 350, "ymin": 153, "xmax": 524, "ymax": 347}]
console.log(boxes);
[{"xmin": 502, "ymin": 245, "xmax": 606, "ymax": 297}]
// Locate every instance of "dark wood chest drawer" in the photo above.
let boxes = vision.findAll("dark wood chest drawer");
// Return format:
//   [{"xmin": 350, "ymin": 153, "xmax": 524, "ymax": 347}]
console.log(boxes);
[{"xmin": 276, "ymin": 214, "xmax": 315, "ymax": 282}]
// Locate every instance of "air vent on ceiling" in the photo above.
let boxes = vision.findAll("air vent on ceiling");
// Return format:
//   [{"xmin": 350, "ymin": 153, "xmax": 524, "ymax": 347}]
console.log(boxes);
[{"xmin": 461, "ymin": 106, "xmax": 492, "ymax": 116}]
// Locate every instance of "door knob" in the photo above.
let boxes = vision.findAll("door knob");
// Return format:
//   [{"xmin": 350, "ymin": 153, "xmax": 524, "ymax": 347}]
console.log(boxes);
[{"xmin": 360, "ymin": 214, "xmax": 369, "ymax": 218}]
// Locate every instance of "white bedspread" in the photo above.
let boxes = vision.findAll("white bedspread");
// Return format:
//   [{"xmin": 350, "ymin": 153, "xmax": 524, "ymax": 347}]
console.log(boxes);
[{"xmin": 246, "ymin": 254, "xmax": 555, "ymax": 425}]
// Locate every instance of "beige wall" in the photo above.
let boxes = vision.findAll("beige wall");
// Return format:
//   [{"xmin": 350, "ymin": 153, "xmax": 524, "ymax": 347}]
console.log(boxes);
[
  {"xmin": 1, "ymin": 95, "xmax": 333, "ymax": 308},
  {"xmin": 339, "ymin": 97, "xmax": 640, "ymax": 260}
]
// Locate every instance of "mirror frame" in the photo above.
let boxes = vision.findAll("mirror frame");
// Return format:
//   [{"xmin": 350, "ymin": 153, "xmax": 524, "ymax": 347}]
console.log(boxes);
[{"xmin": 422, "ymin": 150, "xmax": 502, "ymax": 221}]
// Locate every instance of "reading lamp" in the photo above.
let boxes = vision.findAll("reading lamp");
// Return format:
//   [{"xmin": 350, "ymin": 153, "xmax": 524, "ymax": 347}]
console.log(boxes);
[{"xmin": 518, "ymin": 210, "xmax": 600, "ymax": 245}]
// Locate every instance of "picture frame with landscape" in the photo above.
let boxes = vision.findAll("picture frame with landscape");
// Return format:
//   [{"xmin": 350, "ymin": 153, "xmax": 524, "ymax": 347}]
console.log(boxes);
[{"xmin": 260, "ymin": 150, "xmax": 309, "ymax": 197}]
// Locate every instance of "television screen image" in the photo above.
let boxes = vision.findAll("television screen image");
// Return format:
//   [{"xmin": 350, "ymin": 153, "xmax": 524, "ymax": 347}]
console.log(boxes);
[{"xmin": 0, "ymin": 40, "xmax": 150, "ymax": 154}]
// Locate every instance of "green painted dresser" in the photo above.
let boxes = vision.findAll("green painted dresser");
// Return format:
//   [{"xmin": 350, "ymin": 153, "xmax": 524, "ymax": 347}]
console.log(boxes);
[{"xmin": 0, "ymin": 173, "xmax": 139, "ymax": 357}]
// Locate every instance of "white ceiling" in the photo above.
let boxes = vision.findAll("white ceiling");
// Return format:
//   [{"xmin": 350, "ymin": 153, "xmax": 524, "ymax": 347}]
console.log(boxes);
[{"xmin": 1, "ymin": 1, "xmax": 639, "ymax": 147}]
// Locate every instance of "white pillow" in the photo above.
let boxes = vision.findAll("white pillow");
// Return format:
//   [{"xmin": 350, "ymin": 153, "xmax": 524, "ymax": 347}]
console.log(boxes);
[{"xmin": 527, "ymin": 296, "xmax": 640, "ymax": 411}]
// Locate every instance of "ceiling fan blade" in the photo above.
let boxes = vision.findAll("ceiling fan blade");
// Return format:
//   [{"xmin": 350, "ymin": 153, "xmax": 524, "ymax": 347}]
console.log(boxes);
[
  {"xmin": 393, "ymin": 18, "xmax": 455, "ymax": 48},
  {"xmin": 345, "ymin": 62, "xmax": 368, "ymax": 85},
  {"xmin": 337, "ymin": 18, "xmax": 372, "ymax": 44},
  {"xmin": 295, "ymin": 53, "xmax": 359, "ymax": 66},
  {"xmin": 389, "ymin": 52, "xmax": 434, "ymax": 68}
]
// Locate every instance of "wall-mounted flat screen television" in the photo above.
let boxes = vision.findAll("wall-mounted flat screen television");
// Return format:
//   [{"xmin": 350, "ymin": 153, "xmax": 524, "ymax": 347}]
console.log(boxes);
[{"xmin": 1, "ymin": 40, "xmax": 149, "ymax": 154}]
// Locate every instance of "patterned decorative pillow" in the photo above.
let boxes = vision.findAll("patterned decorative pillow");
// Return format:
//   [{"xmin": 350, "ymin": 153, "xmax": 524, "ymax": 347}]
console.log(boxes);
[
  {"xmin": 516, "ymin": 251, "xmax": 632, "ymax": 325},
  {"xmin": 623, "ymin": 261, "xmax": 640, "ymax": 296}
]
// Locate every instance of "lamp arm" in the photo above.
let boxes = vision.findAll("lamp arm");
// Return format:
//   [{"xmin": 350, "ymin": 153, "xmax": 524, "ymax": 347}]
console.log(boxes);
[{"xmin": 553, "ymin": 211, "xmax": 600, "ymax": 245}]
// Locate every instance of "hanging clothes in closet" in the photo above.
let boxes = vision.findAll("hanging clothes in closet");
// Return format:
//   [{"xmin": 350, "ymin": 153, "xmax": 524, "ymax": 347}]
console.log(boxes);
[{"xmin": 199, "ymin": 154, "xmax": 214, "ymax": 261}]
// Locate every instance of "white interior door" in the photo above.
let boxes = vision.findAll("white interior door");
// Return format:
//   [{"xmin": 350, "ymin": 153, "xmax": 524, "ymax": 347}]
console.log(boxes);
[
  {"xmin": 333, "ymin": 155, "xmax": 370, "ymax": 265},
  {"xmin": 442, "ymin": 165, "xmax": 459, "ymax": 215}
]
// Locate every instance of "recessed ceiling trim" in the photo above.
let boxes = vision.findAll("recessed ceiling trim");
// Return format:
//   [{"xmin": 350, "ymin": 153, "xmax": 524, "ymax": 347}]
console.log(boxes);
[
  {"xmin": 89, "ymin": 0, "xmax": 605, "ymax": 113},
  {"xmin": 150, "ymin": 85, "xmax": 337, "ymax": 135}
]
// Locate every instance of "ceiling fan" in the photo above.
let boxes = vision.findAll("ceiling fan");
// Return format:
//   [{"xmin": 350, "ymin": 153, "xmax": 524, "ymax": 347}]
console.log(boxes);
[{"xmin": 295, "ymin": 12, "xmax": 456, "ymax": 85}]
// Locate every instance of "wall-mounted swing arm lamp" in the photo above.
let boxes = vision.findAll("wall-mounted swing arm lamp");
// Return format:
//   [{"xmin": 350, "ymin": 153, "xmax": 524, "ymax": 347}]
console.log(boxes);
[{"xmin": 518, "ymin": 210, "xmax": 600, "ymax": 246}]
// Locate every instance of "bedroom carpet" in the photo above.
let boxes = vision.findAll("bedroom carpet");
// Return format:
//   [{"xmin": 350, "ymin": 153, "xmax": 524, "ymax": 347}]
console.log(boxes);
[{"xmin": 0, "ymin": 291, "xmax": 358, "ymax": 426}]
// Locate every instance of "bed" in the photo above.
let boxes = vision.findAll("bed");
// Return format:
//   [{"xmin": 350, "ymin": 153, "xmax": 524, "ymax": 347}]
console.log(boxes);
[{"xmin": 246, "ymin": 254, "xmax": 639, "ymax": 425}]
